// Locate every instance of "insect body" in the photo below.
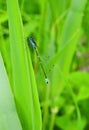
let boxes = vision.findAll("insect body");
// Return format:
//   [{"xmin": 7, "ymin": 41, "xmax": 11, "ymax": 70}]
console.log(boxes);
[{"xmin": 28, "ymin": 37, "xmax": 49, "ymax": 84}]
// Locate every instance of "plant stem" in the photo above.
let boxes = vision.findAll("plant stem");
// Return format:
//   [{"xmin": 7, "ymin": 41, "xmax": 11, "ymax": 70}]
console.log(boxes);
[
  {"xmin": 43, "ymin": 84, "xmax": 50, "ymax": 130},
  {"xmin": 49, "ymin": 112, "xmax": 56, "ymax": 130}
]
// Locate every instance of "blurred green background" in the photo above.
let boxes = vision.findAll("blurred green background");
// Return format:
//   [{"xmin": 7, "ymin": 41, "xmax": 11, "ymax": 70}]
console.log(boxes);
[{"xmin": 0, "ymin": 0, "xmax": 89, "ymax": 130}]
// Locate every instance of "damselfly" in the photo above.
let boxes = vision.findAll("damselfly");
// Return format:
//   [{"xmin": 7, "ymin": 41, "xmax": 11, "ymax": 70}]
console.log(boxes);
[{"xmin": 28, "ymin": 37, "xmax": 49, "ymax": 84}]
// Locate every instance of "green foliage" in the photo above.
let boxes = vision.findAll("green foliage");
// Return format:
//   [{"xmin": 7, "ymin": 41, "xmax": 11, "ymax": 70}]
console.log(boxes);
[
  {"xmin": 82, "ymin": 0, "xmax": 89, "ymax": 44},
  {"xmin": 0, "ymin": 0, "xmax": 89, "ymax": 130},
  {"xmin": 0, "ymin": 53, "xmax": 22, "ymax": 130},
  {"xmin": 7, "ymin": 0, "xmax": 42, "ymax": 129}
]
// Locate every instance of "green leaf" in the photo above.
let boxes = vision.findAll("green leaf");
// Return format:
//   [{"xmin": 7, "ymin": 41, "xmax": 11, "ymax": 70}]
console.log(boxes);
[
  {"xmin": 0, "ymin": 53, "xmax": 22, "ymax": 130},
  {"xmin": 55, "ymin": 115, "xmax": 86, "ymax": 130},
  {"xmin": 70, "ymin": 71, "xmax": 89, "ymax": 101},
  {"xmin": 7, "ymin": 0, "xmax": 42, "ymax": 129}
]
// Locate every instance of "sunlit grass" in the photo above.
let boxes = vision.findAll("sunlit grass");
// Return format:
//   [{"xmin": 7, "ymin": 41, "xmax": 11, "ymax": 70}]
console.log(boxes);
[{"xmin": 0, "ymin": 0, "xmax": 88, "ymax": 130}]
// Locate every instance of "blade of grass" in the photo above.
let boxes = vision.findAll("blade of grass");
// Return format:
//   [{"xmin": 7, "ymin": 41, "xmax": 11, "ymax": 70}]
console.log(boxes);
[
  {"xmin": 49, "ymin": 66, "xmax": 83, "ymax": 130},
  {"xmin": 46, "ymin": 28, "xmax": 80, "ymax": 73},
  {"xmin": 58, "ymin": 0, "xmax": 87, "ymax": 75},
  {"xmin": 49, "ymin": 0, "xmax": 87, "ymax": 101},
  {"xmin": 39, "ymin": 0, "xmax": 51, "ymax": 53},
  {"xmin": 0, "ymin": 25, "xmax": 11, "ymax": 81},
  {"xmin": 26, "ymin": 44, "xmax": 42, "ymax": 130},
  {"xmin": 48, "ymin": 0, "xmax": 87, "ymax": 129},
  {"xmin": 0, "ymin": 53, "xmax": 22, "ymax": 130},
  {"xmin": 58, "ymin": 68, "xmax": 83, "ymax": 130},
  {"xmin": 7, "ymin": 0, "xmax": 42, "ymax": 129}
]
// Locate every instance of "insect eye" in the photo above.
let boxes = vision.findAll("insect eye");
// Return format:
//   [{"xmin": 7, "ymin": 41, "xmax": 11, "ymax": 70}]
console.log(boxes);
[{"xmin": 30, "ymin": 37, "xmax": 34, "ymax": 40}]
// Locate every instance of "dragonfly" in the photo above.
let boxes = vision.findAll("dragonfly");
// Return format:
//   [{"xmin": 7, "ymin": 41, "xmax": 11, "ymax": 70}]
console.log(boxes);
[{"xmin": 28, "ymin": 37, "xmax": 49, "ymax": 84}]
